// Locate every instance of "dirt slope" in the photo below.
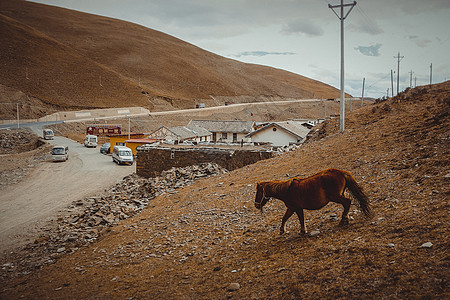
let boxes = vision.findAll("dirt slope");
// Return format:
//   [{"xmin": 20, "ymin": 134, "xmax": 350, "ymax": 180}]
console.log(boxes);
[
  {"xmin": 0, "ymin": 0, "xmax": 341, "ymax": 119},
  {"xmin": 1, "ymin": 82, "xmax": 448, "ymax": 299}
]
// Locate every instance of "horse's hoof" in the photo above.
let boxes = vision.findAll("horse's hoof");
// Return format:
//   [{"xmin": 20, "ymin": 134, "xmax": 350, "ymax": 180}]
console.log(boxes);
[{"xmin": 339, "ymin": 220, "xmax": 349, "ymax": 226}]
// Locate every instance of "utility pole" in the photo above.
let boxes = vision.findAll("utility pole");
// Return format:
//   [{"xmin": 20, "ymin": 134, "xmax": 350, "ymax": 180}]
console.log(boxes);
[
  {"xmin": 390, "ymin": 70, "xmax": 394, "ymax": 97},
  {"xmin": 409, "ymin": 70, "xmax": 413, "ymax": 88},
  {"xmin": 361, "ymin": 77, "xmax": 365, "ymax": 107},
  {"xmin": 329, "ymin": 0, "xmax": 357, "ymax": 133},
  {"xmin": 128, "ymin": 116, "xmax": 131, "ymax": 140},
  {"xmin": 394, "ymin": 52, "xmax": 404, "ymax": 95},
  {"xmin": 16, "ymin": 103, "xmax": 20, "ymax": 128},
  {"xmin": 430, "ymin": 63, "xmax": 433, "ymax": 86}
]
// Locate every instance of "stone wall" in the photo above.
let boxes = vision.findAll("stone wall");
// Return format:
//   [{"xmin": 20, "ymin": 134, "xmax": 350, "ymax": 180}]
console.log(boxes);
[{"xmin": 136, "ymin": 146, "xmax": 273, "ymax": 178}]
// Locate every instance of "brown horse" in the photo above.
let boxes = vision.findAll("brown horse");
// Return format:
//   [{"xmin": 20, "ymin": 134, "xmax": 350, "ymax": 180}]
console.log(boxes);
[{"xmin": 254, "ymin": 168, "xmax": 373, "ymax": 235}]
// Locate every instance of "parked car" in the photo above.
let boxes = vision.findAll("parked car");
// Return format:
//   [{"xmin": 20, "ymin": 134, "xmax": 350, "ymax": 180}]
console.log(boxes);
[
  {"xmin": 43, "ymin": 129, "xmax": 54, "ymax": 140},
  {"xmin": 51, "ymin": 145, "xmax": 69, "ymax": 162},
  {"xmin": 100, "ymin": 142, "xmax": 111, "ymax": 154},
  {"xmin": 112, "ymin": 145, "xmax": 133, "ymax": 165},
  {"xmin": 84, "ymin": 134, "xmax": 98, "ymax": 148}
]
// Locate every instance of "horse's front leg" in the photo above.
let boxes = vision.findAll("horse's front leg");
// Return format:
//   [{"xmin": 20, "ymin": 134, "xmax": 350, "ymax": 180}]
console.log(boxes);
[
  {"xmin": 295, "ymin": 209, "xmax": 306, "ymax": 234},
  {"xmin": 280, "ymin": 208, "xmax": 294, "ymax": 235}
]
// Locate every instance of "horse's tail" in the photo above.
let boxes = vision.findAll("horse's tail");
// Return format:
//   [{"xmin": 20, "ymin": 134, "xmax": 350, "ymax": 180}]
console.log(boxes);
[{"xmin": 343, "ymin": 172, "xmax": 373, "ymax": 218}]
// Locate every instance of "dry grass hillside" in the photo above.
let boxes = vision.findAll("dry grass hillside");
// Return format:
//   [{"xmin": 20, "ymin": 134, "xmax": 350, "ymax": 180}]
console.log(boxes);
[
  {"xmin": 0, "ymin": 0, "xmax": 342, "ymax": 120},
  {"xmin": 1, "ymin": 82, "xmax": 448, "ymax": 299}
]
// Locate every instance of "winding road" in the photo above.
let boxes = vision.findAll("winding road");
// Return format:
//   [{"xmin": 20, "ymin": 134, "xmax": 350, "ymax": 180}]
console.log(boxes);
[{"xmin": 0, "ymin": 126, "xmax": 135, "ymax": 254}]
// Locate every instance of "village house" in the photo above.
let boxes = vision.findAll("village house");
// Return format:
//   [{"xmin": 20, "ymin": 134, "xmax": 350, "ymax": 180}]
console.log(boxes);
[
  {"xmin": 289, "ymin": 119, "xmax": 323, "ymax": 129},
  {"xmin": 147, "ymin": 125, "xmax": 212, "ymax": 144},
  {"xmin": 245, "ymin": 121, "xmax": 311, "ymax": 147},
  {"xmin": 108, "ymin": 133, "xmax": 146, "ymax": 149},
  {"xmin": 187, "ymin": 120, "xmax": 255, "ymax": 143},
  {"xmin": 124, "ymin": 138, "xmax": 158, "ymax": 155}
]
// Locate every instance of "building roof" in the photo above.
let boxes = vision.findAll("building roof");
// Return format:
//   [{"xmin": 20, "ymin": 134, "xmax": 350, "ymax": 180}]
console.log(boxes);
[
  {"xmin": 125, "ymin": 138, "xmax": 158, "ymax": 144},
  {"xmin": 107, "ymin": 133, "xmax": 145, "ymax": 138},
  {"xmin": 169, "ymin": 125, "xmax": 211, "ymax": 139},
  {"xmin": 188, "ymin": 120, "xmax": 255, "ymax": 133},
  {"xmin": 246, "ymin": 121, "xmax": 311, "ymax": 140},
  {"xmin": 148, "ymin": 125, "xmax": 211, "ymax": 141}
]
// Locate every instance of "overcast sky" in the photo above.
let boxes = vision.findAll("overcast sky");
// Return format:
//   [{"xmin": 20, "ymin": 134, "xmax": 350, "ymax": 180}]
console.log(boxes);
[{"xmin": 31, "ymin": 0, "xmax": 450, "ymax": 98}]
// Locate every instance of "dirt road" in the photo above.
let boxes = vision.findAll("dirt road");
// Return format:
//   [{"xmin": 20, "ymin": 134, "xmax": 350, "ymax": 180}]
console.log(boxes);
[{"xmin": 0, "ymin": 132, "xmax": 135, "ymax": 254}]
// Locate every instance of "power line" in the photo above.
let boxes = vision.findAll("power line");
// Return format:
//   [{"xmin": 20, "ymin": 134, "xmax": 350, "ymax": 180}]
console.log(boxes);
[{"xmin": 355, "ymin": 5, "xmax": 382, "ymax": 35}]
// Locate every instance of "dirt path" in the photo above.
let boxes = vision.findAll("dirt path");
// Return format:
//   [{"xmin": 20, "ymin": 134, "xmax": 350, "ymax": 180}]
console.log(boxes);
[{"xmin": 0, "ymin": 134, "xmax": 135, "ymax": 254}]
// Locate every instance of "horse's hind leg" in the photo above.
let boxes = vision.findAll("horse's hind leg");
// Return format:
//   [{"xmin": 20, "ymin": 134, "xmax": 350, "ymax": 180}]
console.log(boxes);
[
  {"xmin": 335, "ymin": 196, "xmax": 351, "ymax": 226},
  {"xmin": 280, "ymin": 208, "xmax": 294, "ymax": 235},
  {"xmin": 295, "ymin": 209, "xmax": 306, "ymax": 234},
  {"xmin": 329, "ymin": 195, "xmax": 351, "ymax": 226}
]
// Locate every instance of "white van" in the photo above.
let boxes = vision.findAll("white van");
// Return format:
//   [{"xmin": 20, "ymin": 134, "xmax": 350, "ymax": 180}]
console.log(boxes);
[
  {"xmin": 51, "ymin": 145, "xmax": 69, "ymax": 162},
  {"xmin": 84, "ymin": 134, "xmax": 98, "ymax": 148},
  {"xmin": 112, "ymin": 146, "xmax": 133, "ymax": 165},
  {"xmin": 43, "ymin": 129, "xmax": 54, "ymax": 140}
]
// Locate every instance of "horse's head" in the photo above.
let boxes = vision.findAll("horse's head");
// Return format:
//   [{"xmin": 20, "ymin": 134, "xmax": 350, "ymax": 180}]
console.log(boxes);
[{"xmin": 254, "ymin": 182, "xmax": 271, "ymax": 211}]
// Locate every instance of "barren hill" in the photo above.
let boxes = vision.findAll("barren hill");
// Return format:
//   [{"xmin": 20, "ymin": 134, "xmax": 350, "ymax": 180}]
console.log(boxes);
[
  {"xmin": 0, "ymin": 0, "xmax": 341, "ymax": 119},
  {"xmin": 1, "ymin": 82, "xmax": 448, "ymax": 298}
]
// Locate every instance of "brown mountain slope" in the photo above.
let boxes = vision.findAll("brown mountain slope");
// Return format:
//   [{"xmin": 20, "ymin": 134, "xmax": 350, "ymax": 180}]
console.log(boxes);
[
  {"xmin": 1, "ymin": 82, "xmax": 448, "ymax": 298},
  {"xmin": 0, "ymin": 13, "xmax": 151, "ymax": 110},
  {"xmin": 0, "ymin": 0, "xmax": 341, "ymax": 119}
]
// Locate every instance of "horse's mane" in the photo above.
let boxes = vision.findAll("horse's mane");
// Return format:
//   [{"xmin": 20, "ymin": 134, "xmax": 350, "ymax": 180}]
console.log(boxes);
[{"xmin": 262, "ymin": 179, "xmax": 292, "ymax": 195}]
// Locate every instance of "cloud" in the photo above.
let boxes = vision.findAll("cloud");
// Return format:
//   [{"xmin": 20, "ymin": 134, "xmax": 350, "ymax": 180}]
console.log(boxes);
[
  {"xmin": 281, "ymin": 20, "xmax": 324, "ymax": 37},
  {"xmin": 408, "ymin": 35, "xmax": 432, "ymax": 48},
  {"xmin": 415, "ymin": 39, "xmax": 432, "ymax": 48},
  {"xmin": 354, "ymin": 44, "xmax": 382, "ymax": 56},
  {"xmin": 348, "ymin": 21, "xmax": 384, "ymax": 35},
  {"xmin": 233, "ymin": 51, "xmax": 295, "ymax": 58}
]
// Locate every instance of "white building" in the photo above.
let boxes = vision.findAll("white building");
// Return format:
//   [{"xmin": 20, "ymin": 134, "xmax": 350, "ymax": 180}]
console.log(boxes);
[
  {"xmin": 188, "ymin": 120, "xmax": 255, "ymax": 143},
  {"xmin": 245, "ymin": 121, "xmax": 311, "ymax": 147}
]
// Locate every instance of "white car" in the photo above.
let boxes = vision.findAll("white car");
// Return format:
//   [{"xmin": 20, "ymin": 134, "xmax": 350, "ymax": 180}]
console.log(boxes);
[
  {"xmin": 51, "ymin": 145, "xmax": 69, "ymax": 162},
  {"xmin": 112, "ymin": 146, "xmax": 133, "ymax": 165},
  {"xmin": 43, "ymin": 129, "xmax": 54, "ymax": 140},
  {"xmin": 84, "ymin": 134, "xmax": 98, "ymax": 148}
]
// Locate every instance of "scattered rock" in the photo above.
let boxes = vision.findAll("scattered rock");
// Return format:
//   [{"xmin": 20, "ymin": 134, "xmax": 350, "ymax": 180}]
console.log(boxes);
[
  {"xmin": 1, "ymin": 163, "xmax": 227, "ymax": 278},
  {"xmin": 419, "ymin": 242, "xmax": 433, "ymax": 248},
  {"xmin": 227, "ymin": 283, "xmax": 240, "ymax": 291},
  {"xmin": 387, "ymin": 243, "xmax": 395, "ymax": 248},
  {"xmin": 309, "ymin": 230, "xmax": 320, "ymax": 237}
]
